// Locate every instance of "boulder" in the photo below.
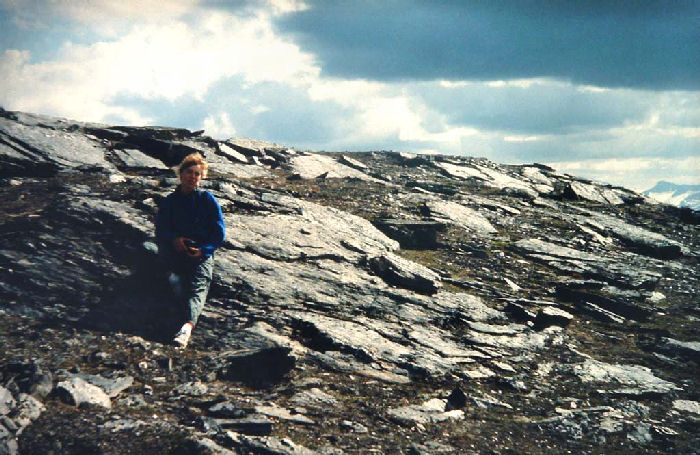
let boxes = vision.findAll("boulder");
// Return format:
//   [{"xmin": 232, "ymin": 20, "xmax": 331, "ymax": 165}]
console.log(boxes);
[
  {"xmin": 55, "ymin": 377, "xmax": 111, "ymax": 409},
  {"xmin": 215, "ymin": 331, "xmax": 296, "ymax": 386},
  {"xmin": 387, "ymin": 398, "xmax": 464, "ymax": 426},
  {"xmin": 369, "ymin": 252, "xmax": 441, "ymax": 295},
  {"xmin": 560, "ymin": 181, "xmax": 625, "ymax": 205},
  {"xmin": 0, "ymin": 389, "xmax": 14, "ymax": 416},
  {"xmin": 10, "ymin": 394, "xmax": 45, "ymax": 430},
  {"xmin": 208, "ymin": 401, "xmax": 247, "ymax": 419},
  {"xmin": 70, "ymin": 373, "xmax": 133, "ymax": 398},
  {"xmin": 372, "ymin": 218, "xmax": 446, "ymax": 249},
  {"xmin": 534, "ymin": 307, "xmax": 575, "ymax": 330}
]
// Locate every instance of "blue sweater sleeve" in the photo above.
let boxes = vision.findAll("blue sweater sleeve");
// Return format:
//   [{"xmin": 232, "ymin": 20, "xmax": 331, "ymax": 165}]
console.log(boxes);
[{"xmin": 199, "ymin": 192, "xmax": 226, "ymax": 257}]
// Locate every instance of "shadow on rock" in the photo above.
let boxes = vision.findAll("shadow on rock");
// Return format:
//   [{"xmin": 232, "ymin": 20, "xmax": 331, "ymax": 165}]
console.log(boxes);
[{"xmin": 69, "ymin": 246, "xmax": 185, "ymax": 345}]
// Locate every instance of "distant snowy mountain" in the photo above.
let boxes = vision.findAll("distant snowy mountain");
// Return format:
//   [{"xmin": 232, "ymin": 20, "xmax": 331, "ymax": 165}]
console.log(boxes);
[{"xmin": 643, "ymin": 181, "xmax": 700, "ymax": 211}]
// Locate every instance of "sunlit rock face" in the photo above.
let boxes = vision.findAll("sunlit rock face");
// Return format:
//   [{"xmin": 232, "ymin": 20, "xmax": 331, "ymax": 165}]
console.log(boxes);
[{"xmin": 1, "ymin": 108, "xmax": 698, "ymax": 455}]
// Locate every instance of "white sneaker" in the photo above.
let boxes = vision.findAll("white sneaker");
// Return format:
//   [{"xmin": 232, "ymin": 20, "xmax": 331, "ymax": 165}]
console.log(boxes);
[{"xmin": 173, "ymin": 323, "xmax": 192, "ymax": 348}]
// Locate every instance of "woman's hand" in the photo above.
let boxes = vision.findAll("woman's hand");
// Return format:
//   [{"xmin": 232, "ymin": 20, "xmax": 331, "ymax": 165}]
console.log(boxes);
[
  {"xmin": 186, "ymin": 247, "xmax": 203, "ymax": 259},
  {"xmin": 173, "ymin": 237, "xmax": 192, "ymax": 253}
]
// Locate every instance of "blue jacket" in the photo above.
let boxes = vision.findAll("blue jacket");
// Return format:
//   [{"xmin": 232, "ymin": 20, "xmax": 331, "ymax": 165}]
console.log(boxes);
[{"xmin": 155, "ymin": 187, "xmax": 226, "ymax": 259}]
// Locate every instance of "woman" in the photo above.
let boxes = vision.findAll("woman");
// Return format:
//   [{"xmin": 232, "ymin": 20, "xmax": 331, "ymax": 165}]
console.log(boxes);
[{"xmin": 155, "ymin": 153, "xmax": 226, "ymax": 348}]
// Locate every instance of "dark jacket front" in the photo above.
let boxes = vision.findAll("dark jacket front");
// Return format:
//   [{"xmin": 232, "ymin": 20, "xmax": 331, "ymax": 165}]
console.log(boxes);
[{"xmin": 155, "ymin": 187, "xmax": 226, "ymax": 259}]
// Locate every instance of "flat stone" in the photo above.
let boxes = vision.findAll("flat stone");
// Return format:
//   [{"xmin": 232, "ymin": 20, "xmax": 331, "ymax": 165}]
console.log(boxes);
[
  {"xmin": 562, "ymin": 181, "xmax": 624, "ymax": 205},
  {"xmin": 572, "ymin": 301, "xmax": 626, "ymax": 324},
  {"xmin": 369, "ymin": 252, "xmax": 441, "ymax": 295},
  {"xmin": 56, "ymin": 377, "xmax": 111, "ymax": 409},
  {"xmin": 340, "ymin": 420, "xmax": 368, "ymax": 433},
  {"xmin": 71, "ymin": 373, "xmax": 134, "ymax": 398},
  {"xmin": 208, "ymin": 401, "xmax": 247, "ymax": 419},
  {"xmin": 572, "ymin": 359, "xmax": 679, "ymax": 396},
  {"xmin": 290, "ymin": 153, "xmax": 379, "ymax": 182},
  {"xmin": 580, "ymin": 211, "xmax": 683, "ymax": 259},
  {"xmin": 223, "ymin": 433, "xmax": 318, "ymax": 455},
  {"xmin": 291, "ymin": 312, "xmax": 412, "ymax": 367},
  {"xmin": 173, "ymin": 381, "xmax": 208, "ymax": 397},
  {"xmin": 0, "ymin": 388, "xmax": 15, "ymax": 416},
  {"xmin": 289, "ymin": 388, "xmax": 339, "ymax": 410},
  {"xmin": 423, "ymin": 199, "xmax": 497, "ymax": 235},
  {"xmin": 387, "ymin": 398, "xmax": 464, "ymax": 426},
  {"xmin": 218, "ymin": 143, "xmax": 249, "ymax": 163},
  {"xmin": 471, "ymin": 393, "xmax": 513, "ymax": 410},
  {"xmin": 254, "ymin": 404, "xmax": 315, "ymax": 425},
  {"xmin": 117, "ymin": 394, "xmax": 147, "ymax": 408},
  {"xmin": 215, "ymin": 416, "xmax": 273, "ymax": 436},
  {"xmin": 534, "ymin": 307, "xmax": 574, "ymax": 330},
  {"xmin": 112, "ymin": 148, "xmax": 168, "ymax": 169},
  {"xmin": 406, "ymin": 442, "xmax": 461, "ymax": 455},
  {"xmin": 434, "ymin": 162, "xmax": 489, "ymax": 181},
  {"xmin": 339, "ymin": 155, "xmax": 368, "ymax": 171},
  {"xmin": 178, "ymin": 437, "xmax": 238, "ymax": 455},
  {"xmin": 100, "ymin": 418, "xmax": 147, "ymax": 433}
]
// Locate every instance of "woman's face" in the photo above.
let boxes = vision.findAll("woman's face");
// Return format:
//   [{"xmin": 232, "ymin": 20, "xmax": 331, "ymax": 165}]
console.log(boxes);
[{"xmin": 179, "ymin": 164, "xmax": 203, "ymax": 194}]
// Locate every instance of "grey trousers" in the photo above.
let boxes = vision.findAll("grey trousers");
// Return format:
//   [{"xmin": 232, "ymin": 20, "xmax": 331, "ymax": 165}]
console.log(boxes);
[{"xmin": 160, "ymin": 248, "xmax": 214, "ymax": 326}]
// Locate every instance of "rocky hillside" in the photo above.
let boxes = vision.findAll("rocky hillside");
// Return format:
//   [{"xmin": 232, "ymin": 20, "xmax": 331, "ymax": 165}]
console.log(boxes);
[{"xmin": 0, "ymin": 108, "xmax": 698, "ymax": 455}]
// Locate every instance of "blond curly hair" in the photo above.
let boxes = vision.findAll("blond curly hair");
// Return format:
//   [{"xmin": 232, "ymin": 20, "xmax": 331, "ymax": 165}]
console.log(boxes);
[{"xmin": 177, "ymin": 153, "xmax": 209, "ymax": 179}]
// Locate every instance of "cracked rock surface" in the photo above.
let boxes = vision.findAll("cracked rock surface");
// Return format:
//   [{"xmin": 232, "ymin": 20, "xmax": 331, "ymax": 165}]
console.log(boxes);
[{"xmin": 1, "ymin": 109, "xmax": 698, "ymax": 454}]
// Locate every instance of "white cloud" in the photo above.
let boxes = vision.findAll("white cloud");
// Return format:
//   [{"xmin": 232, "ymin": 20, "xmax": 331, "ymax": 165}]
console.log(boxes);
[
  {"xmin": 548, "ymin": 157, "xmax": 700, "ymax": 191},
  {"xmin": 1, "ymin": 0, "xmax": 200, "ymax": 33},
  {"xmin": 202, "ymin": 111, "xmax": 236, "ymax": 139},
  {"xmin": 503, "ymin": 135, "xmax": 540, "ymax": 143},
  {"xmin": 0, "ymin": 7, "xmax": 318, "ymax": 123}
]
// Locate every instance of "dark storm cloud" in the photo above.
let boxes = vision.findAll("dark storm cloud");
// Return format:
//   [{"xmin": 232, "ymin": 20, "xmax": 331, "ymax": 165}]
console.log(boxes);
[
  {"xmin": 407, "ymin": 82, "xmax": 650, "ymax": 134},
  {"xmin": 276, "ymin": 0, "xmax": 699, "ymax": 90}
]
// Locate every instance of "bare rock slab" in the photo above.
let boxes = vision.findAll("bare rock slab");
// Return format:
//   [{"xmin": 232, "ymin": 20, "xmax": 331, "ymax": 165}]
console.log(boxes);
[{"xmin": 572, "ymin": 359, "xmax": 679, "ymax": 397}]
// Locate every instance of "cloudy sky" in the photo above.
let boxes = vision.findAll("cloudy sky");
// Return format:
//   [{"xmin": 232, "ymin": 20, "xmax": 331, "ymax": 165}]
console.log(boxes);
[{"xmin": 0, "ymin": 0, "xmax": 697, "ymax": 191}]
